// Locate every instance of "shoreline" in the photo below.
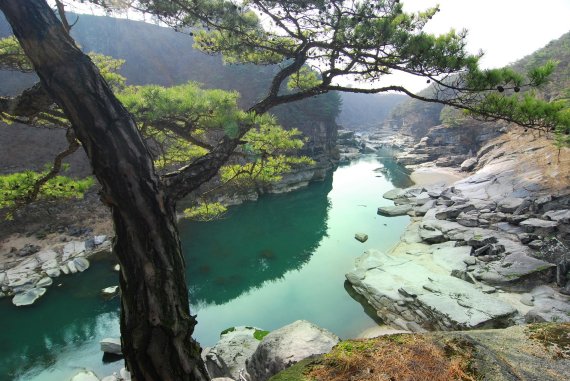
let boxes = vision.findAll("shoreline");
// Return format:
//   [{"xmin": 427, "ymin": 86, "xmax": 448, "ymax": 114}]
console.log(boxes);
[{"xmin": 347, "ymin": 130, "xmax": 570, "ymax": 336}]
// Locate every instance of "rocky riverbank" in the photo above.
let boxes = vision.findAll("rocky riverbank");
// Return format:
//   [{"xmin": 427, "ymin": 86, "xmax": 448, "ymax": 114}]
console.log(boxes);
[
  {"xmin": 346, "ymin": 127, "xmax": 570, "ymax": 334},
  {"xmin": 0, "ymin": 232, "xmax": 113, "ymax": 306}
]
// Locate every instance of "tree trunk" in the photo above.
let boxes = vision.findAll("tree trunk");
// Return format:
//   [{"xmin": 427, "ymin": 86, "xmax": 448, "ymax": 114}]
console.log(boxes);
[{"xmin": 0, "ymin": 1, "xmax": 208, "ymax": 380}]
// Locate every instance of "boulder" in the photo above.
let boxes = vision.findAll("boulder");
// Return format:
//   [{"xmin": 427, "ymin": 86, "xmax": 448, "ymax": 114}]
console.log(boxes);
[
  {"xmin": 456, "ymin": 212, "xmax": 479, "ymax": 227},
  {"xmin": 419, "ymin": 226, "xmax": 447, "ymax": 244},
  {"xmin": 100, "ymin": 337, "xmax": 122, "ymax": 355},
  {"xmin": 520, "ymin": 218, "xmax": 558, "ymax": 235},
  {"xmin": 203, "ymin": 326, "xmax": 262, "ymax": 380},
  {"xmin": 435, "ymin": 204, "xmax": 475, "ymax": 220},
  {"xmin": 497, "ymin": 197, "xmax": 525, "ymax": 213},
  {"xmin": 460, "ymin": 157, "xmax": 477, "ymax": 171},
  {"xmin": 36, "ymin": 277, "xmax": 53, "ymax": 287},
  {"xmin": 45, "ymin": 268, "xmax": 61, "ymax": 278},
  {"xmin": 377, "ymin": 205, "xmax": 412, "ymax": 217},
  {"xmin": 543, "ymin": 209, "xmax": 570, "ymax": 223},
  {"xmin": 62, "ymin": 241, "xmax": 86, "ymax": 261},
  {"xmin": 354, "ymin": 233, "xmax": 368, "ymax": 243},
  {"xmin": 101, "ymin": 286, "xmax": 119, "ymax": 297},
  {"xmin": 74, "ymin": 257, "xmax": 90, "ymax": 272},
  {"xmin": 246, "ymin": 320, "xmax": 339, "ymax": 381},
  {"xmin": 67, "ymin": 260, "xmax": 78, "ymax": 274},
  {"xmin": 382, "ymin": 188, "xmax": 404, "ymax": 200},
  {"xmin": 70, "ymin": 370, "xmax": 100, "ymax": 381}
]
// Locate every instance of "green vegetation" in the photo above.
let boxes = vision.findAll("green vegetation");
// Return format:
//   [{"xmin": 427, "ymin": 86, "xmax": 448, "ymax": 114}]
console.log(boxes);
[
  {"xmin": 253, "ymin": 329, "xmax": 270, "ymax": 341},
  {"xmin": 0, "ymin": 165, "xmax": 94, "ymax": 219},
  {"xmin": 392, "ymin": 32, "xmax": 570, "ymax": 147},
  {"xmin": 219, "ymin": 327, "xmax": 237, "ymax": 337}
]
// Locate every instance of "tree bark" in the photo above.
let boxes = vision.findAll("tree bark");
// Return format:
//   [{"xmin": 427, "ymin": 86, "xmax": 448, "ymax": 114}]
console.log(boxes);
[{"xmin": 0, "ymin": 1, "xmax": 208, "ymax": 380}]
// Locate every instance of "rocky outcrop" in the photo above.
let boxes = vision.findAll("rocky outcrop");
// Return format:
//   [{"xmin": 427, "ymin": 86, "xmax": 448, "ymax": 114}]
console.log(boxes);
[
  {"xmin": 346, "ymin": 129, "xmax": 570, "ymax": 331},
  {"xmin": 245, "ymin": 320, "xmax": 339, "ymax": 381},
  {"xmin": 394, "ymin": 122, "xmax": 504, "ymax": 168}
]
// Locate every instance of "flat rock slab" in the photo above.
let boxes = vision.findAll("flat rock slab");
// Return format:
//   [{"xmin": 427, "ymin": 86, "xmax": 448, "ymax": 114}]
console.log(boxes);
[
  {"xmin": 346, "ymin": 249, "xmax": 515, "ymax": 331},
  {"xmin": 520, "ymin": 218, "xmax": 558, "ymax": 234},
  {"xmin": 377, "ymin": 204, "xmax": 412, "ymax": 217},
  {"xmin": 100, "ymin": 337, "xmax": 122, "ymax": 355},
  {"xmin": 12, "ymin": 287, "xmax": 46, "ymax": 306}
]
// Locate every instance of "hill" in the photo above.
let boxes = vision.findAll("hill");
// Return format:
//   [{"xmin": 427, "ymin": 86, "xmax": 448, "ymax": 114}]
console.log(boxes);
[
  {"xmin": 337, "ymin": 93, "xmax": 406, "ymax": 132},
  {"xmin": 386, "ymin": 31, "xmax": 570, "ymax": 138}
]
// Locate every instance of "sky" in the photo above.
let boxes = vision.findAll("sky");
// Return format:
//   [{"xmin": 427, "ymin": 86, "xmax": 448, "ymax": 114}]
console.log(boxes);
[
  {"xmin": 387, "ymin": 0, "xmax": 570, "ymax": 91},
  {"xmin": 59, "ymin": 0, "xmax": 570, "ymax": 93}
]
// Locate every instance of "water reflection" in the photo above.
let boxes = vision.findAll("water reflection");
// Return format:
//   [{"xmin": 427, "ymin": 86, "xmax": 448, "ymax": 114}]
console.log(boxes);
[
  {"xmin": 375, "ymin": 148, "xmax": 414, "ymax": 189},
  {"xmin": 180, "ymin": 176, "xmax": 333, "ymax": 306}
]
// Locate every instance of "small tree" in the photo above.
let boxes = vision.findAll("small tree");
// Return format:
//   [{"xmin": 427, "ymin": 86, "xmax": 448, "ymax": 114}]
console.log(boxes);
[{"xmin": 1, "ymin": 1, "xmax": 568, "ymax": 380}]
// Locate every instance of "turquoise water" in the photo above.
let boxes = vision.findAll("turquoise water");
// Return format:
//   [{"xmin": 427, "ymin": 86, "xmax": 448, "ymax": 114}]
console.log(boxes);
[{"xmin": 0, "ymin": 154, "xmax": 411, "ymax": 381}]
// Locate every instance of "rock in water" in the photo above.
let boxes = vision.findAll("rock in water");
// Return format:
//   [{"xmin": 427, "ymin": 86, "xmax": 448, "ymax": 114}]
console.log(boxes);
[
  {"xmin": 12, "ymin": 288, "xmax": 47, "ymax": 306},
  {"xmin": 377, "ymin": 204, "xmax": 412, "ymax": 217},
  {"xmin": 246, "ymin": 320, "xmax": 339, "ymax": 381},
  {"xmin": 354, "ymin": 233, "xmax": 368, "ymax": 243},
  {"xmin": 101, "ymin": 286, "xmax": 119, "ymax": 297},
  {"xmin": 100, "ymin": 337, "xmax": 122, "ymax": 355},
  {"xmin": 70, "ymin": 370, "xmax": 100, "ymax": 381}
]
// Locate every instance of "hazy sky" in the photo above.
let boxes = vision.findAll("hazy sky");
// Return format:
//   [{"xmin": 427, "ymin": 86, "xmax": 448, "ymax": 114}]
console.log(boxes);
[
  {"xmin": 390, "ymin": 0, "xmax": 570, "ymax": 91},
  {"xmin": 63, "ymin": 0, "xmax": 570, "ymax": 93}
]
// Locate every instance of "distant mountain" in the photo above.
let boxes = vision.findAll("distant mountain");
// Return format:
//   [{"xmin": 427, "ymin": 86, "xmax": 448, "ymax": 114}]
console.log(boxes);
[
  {"xmin": 337, "ymin": 93, "xmax": 406, "ymax": 132},
  {"xmin": 0, "ymin": 13, "xmax": 340, "ymax": 136},
  {"xmin": 386, "ymin": 31, "xmax": 570, "ymax": 138}
]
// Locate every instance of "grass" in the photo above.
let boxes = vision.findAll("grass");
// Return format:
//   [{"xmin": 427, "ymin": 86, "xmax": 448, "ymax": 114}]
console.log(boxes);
[
  {"xmin": 254, "ymin": 329, "xmax": 270, "ymax": 341},
  {"xmin": 304, "ymin": 334, "xmax": 480, "ymax": 381}
]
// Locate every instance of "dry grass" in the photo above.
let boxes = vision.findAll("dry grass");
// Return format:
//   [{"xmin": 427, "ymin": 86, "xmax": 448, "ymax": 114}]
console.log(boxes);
[
  {"xmin": 527, "ymin": 323, "xmax": 570, "ymax": 359},
  {"xmin": 307, "ymin": 334, "xmax": 479, "ymax": 381}
]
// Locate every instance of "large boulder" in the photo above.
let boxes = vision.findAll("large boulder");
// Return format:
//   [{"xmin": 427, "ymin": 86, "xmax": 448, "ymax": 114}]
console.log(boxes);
[
  {"xmin": 460, "ymin": 157, "xmax": 477, "ymax": 171},
  {"xmin": 203, "ymin": 326, "xmax": 263, "ymax": 380},
  {"xmin": 246, "ymin": 320, "xmax": 339, "ymax": 381}
]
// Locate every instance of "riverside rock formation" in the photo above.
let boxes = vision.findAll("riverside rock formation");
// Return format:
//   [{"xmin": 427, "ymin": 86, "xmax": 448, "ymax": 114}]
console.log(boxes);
[{"xmin": 346, "ymin": 125, "xmax": 570, "ymax": 332}]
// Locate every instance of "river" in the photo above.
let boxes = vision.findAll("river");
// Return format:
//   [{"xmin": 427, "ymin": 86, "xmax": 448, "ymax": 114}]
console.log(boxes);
[{"xmin": 0, "ymin": 154, "xmax": 411, "ymax": 381}]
